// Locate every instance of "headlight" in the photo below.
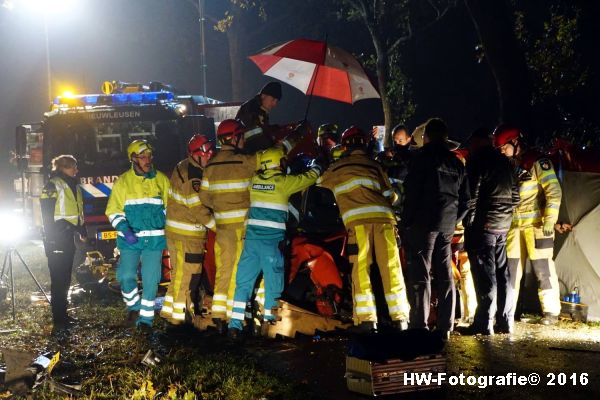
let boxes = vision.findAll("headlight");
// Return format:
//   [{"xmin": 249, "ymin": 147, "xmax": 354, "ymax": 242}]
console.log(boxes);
[{"xmin": 0, "ymin": 210, "xmax": 27, "ymax": 245}]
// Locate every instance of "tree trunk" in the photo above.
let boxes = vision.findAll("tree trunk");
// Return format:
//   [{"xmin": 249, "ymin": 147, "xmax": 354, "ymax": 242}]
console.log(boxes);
[
  {"xmin": 371, "ymin": 33, "xmax": 393, "ymax": 147},
  {"xmin": 464, "ymin": 0, "xmax": 532, "ymax": 132}
]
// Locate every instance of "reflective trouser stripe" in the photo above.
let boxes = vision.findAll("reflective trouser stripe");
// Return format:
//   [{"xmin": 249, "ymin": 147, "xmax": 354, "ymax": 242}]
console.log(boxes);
[
  {"xmin": 211, "ymin": 227, "xmax": 244, "ymax": 319},
  {"xmin": 231, "ymin": 312, "xmax": 245, "ymax": 321},
  {"xmin": 230, "ymin": 301, "xmax": 247, "ymax": 325},
  {"xmin": 163, "ymin": 235, "xmax": 205, "ymax": 323},
  {"xmin": 507, "ymin": 226, "xmax": 561, "ymax": 315},
  {"xmin": 348, "ymin": 223, "xmax": 409, "ymax": 324},
  {"xmin": 117, "ymin": 248, "xmax": 163, "ymax": 324},
  {"xmin": 160, "ymin": 295, "xmax": 174, "ymax": 318}
]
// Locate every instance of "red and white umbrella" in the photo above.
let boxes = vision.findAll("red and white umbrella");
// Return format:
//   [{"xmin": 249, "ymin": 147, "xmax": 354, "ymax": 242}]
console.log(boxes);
[{"xmin": 249, "ymin": 38, "xmax": 380, "ymax": 104}]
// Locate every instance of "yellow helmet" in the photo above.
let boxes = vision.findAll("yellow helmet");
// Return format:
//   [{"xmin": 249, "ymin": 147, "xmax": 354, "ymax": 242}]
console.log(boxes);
[
  {"xmin": 127, "ymin": 139, "xmax": 153, "ymax": 161},
  {"xmin": 330, "ymin": 145, "xmax": 345, "ymax": 162},
  {"xmin": 259, "ymin": 147, "xmax": 286, "ymax": 171}
]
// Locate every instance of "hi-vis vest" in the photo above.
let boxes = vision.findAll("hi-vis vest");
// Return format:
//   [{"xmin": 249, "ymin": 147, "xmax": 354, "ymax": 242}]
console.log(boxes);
[
  {"xmin": 199, "ymin": 145, "xmax": 259, "ymax": 228},
  {"xmin": 106, "ymin": 167, "xmax": 170, "ymax": 250},
  {"xmin": 166, "ymin": 158, "xmax": 215, "ymax": 237},
  {"xmin": 513, "ymin": 151, "xmax": 562, "ymax": 228},
  {"xmin": 245, "ymin": 167, "xmax": 321, "ymax": 240},
  {"xmin": 41, "ymin": 176, "xmax": 84, "ymax": 226},
  {"xmin": 317, "ymin": 150, "xmax": 396, "ymax": 228}
]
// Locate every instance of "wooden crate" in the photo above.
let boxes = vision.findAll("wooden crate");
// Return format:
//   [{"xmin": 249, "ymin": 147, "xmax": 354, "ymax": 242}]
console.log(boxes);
[
  {"xmin": 191, "ymin": 298, "xmax": 351, "ymax": 337},
  {"xmin": 262, "ymin": 300, "xmax": 352, "ymax": 338},
  {"xmin": 345, "ymin": 354, "xmax": 446, "ymax": 396}
]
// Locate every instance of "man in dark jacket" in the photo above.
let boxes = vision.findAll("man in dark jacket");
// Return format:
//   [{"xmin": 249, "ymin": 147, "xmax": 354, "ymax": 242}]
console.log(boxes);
[
  {"xmin": 235, "ymin": 81, "xmax": 282, "ymax": 153},
  {"xmin": 463, "ymin": 128, "xmax": 520, "ymax": 335},
  {"xmin": 401, "ymin": 118, "xmax": 470, "ymax": 339}
]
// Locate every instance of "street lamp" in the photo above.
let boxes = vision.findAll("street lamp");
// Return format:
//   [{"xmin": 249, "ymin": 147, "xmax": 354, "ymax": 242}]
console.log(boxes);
[
  {"xmin": 185, "ymin": 0, "xmax": 208, "ymax": 98},
  {"xmin": 3, "ymin": 0, "xmax": 76, "ymax": 103}
]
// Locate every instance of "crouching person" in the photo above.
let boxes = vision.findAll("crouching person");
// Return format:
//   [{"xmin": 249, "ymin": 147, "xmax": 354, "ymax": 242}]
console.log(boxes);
[
  {"xmin": 106, "ymin": 140, "xmax": 170, "ymax": 331},
  {"xmin": 227, "ymin": 147, "xmax": 322, "ymax": 338}
]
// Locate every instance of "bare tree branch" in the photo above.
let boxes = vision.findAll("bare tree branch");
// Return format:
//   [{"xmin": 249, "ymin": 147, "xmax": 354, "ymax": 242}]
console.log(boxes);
[
  {"xmin": 427, "ymin": 0, "xmax": 441, "ymax": 18},
  {"xmin": 388, "ymin": 0, "xmax": 454, "ymax": 53}
]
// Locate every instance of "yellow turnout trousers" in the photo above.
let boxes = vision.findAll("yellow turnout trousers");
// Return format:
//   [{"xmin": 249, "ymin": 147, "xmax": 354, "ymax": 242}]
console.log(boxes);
[
  {"xmin": 161, "ymin": 234, "xmax": 206, "ymax": 324},
  {"xmin": 507, "ymin": 225, "xmax": 561, "ymax": 316},
  {"xmin": 212, "ymin": 227, "xmax": 244, "ymax": 320},
  {"xmin": 347, "ymin": 223, "xmax": 409, "ymax": 325}
]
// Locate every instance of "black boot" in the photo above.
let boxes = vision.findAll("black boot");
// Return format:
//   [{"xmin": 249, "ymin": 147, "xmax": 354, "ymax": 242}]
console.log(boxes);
[
  {"xmin": 391, "ymin": 320, "xmax": 408, "ymax": 332},
  {"xmin": 122, "ymin": 310, "xmax": 139, "ymax": 328},
  {"xmin": 540, "ymin": 312, "xmax": 558, "ymax": 325},
  {"xmin": 227, "ymin": 328, "xmax": 243, "ymax": 341},
  {"xmin": 350, "ymin": 321, "xmax": 377, "ymax": 334},
  {"xmin": 212, "ymin": 318, "xmax": 228, "ymax": 335},
  {"xmin": 456, "ymin": 324, "xmax": 493, "ymax": 336}
]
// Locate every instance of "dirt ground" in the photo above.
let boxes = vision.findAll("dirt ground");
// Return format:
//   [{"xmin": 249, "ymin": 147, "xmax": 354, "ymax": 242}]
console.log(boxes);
[{"xmin": 1, "ymin": 241, "xmax": 600, "ymax": 399}]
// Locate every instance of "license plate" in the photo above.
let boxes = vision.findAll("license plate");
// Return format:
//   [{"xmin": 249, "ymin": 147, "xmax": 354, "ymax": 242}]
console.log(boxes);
[{"xmin": 98, "ymin": 230, "xmax": 118, "ymax": 240}]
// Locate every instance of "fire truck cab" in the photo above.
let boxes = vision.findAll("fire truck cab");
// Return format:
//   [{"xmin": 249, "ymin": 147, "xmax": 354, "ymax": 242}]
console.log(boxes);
[{"xmin": 14, "ymin": 81, "xmax": 240, "ymax": 258}]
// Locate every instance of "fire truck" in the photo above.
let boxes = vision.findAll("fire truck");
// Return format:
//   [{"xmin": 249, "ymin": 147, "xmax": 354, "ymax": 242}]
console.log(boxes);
[{"xmin": 14, "ymin": 81, "xmax": 240, "ymax": 258}]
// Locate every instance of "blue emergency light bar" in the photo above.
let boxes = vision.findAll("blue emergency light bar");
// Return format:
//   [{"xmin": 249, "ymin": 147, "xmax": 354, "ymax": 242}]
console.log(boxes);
[{"xmin": 53, "ymin": 91, "xmax": 175, "ymax": 107}]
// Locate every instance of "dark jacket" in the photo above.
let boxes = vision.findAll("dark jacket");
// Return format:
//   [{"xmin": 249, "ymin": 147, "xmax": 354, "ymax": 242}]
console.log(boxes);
[
  {"xmin": 235, "ymin": 95, "xmax": 273, "ymax": 153},
  {"xmin": 401, "ymin": 142, "xmax": 469, "ymax": 234},
  {"xmin": 378, "ymin": 144, "xmax": 414, "ymax": 183},
  {"xmin": 464, "ymin": 145, "xmax": 519, "ymax": 232},
  {"xmin": 236, "ymin": 95, "xmax": 269, "ymax": 128}
]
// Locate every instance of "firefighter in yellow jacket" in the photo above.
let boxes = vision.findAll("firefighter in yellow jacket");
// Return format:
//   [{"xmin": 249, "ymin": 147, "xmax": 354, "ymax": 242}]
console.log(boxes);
[
  {"xmin": 160, "ymin": 134, "xmax": 216, "ymax": 325},
  {"xmin": 106, "ymin": 140, "xmax": 170, "ymax": 330},
  {"xmin": 199, "ymin": 119, "xmax": 259, "ymax": 332},
  {"xmin": 227, "ymin": 146, "xmax": 322, "ymax": 337},
  {"xmin": 317, "ymin": 126, "xmax": 410, "ymax": 332},
  {"xmin": 494, "ymin": 125, "xmax": 562, "ymax": 325}
]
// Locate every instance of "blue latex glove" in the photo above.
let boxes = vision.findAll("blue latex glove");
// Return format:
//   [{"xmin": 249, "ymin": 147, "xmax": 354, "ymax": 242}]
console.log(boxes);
[{"xmin": 123, "ymin": 229, "xmax": 138, "ymax": 244}]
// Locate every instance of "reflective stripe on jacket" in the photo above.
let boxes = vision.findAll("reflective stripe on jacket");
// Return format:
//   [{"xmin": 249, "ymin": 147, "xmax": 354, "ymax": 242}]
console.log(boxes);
[
  {"xmin": 317, "ymin": 150, "xmax": 395, "ymax": 228},
  {"xmin": 246, "ymin": 166, "xmax": 321, "ymax": 240},
  {"xmin": 166, "ymin": 158, "xmax": 215, "ymax": 237},
  {"xmin": 199, "ymin": 145, "xmax": 258, "ymax": 228},
  {"xmin": 105, "ymin": 167, "xmax": 170, "ymax": 250},
  {"xmin": 513, "ymin": 152, "xmax": 562, "ymax": 228},
  {"xmin": 41, "ymin": 176, "xmax": 84, "ymax": 226}
]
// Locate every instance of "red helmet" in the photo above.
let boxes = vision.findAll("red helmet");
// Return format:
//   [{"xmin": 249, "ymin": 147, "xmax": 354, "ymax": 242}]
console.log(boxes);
[
  {"xmin": 188, "ymin": 134, "xmax": 214, "ymax": 158},
  {"xmin": 340, "ymin": 126, "xmax": 369, "ymax": 147},
  {"xmin": 493, "ymin": 124, "xmax": 522, "ymax": 148},
  {"xmin": 217, "ymin": 119, "xmax": 245, "ymax": 140}
]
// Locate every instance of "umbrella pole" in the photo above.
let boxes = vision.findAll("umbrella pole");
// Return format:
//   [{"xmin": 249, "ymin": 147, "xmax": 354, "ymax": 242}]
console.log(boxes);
[
  {"xmin": 303, "ymin": 65, "xmax": 319, "ymax": 122},
  {"xmin": 303, "ymin": 34, "xmax": 327, "ymax": 122}
]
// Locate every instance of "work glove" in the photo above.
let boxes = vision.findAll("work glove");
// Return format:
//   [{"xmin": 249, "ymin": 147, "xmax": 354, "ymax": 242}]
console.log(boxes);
[
  {"xmin": 123, "ymin": 229, "xmax": 138, "ymax": 245},
  {"xmin": 310, "ymin": 156, "xmax": 325, "ymax": 174},
  {"xmin": 543, "ymin": 220, "xmax": 555, "ymax": 236}
]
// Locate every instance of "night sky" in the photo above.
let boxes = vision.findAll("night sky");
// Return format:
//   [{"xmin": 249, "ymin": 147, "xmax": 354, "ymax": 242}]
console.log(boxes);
[{"xmin": 0, "ymin": 0, "xmax": 525, "ymax": 202}]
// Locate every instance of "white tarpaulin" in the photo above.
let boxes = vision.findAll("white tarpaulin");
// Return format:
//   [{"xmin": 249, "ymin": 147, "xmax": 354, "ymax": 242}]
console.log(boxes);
[{"xmin": 554, "ymin": 171, "xmax": 600, "ymax": 321}]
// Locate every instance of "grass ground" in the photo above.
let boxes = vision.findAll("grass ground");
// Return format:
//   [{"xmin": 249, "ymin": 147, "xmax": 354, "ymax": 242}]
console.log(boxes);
[
  {"xmin": 0, "ymin": 298, "xmax": 314, "ymax": 400},
  {"xmin": 2, "ymin": 242, "xmax": 600, "ymax": 399}
]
